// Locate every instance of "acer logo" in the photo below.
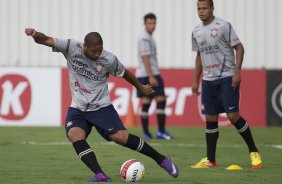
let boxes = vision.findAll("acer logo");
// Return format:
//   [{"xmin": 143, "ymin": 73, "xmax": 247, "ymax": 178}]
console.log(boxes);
[{"xmin": 0, "ymin": 74, "xmax": 31, "ymax": 120}]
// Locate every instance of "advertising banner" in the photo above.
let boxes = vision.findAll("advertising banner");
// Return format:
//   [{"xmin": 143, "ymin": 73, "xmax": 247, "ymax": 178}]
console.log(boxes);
[
  {"xmin": 62, "ymin": 69, "xmax": 266, "ymax": 126},
  {"xmin": 0, "ymin": 68, "xmax": 61, "ymax": 126},
  {"xmin": 267, "ymin": 70, "xmax": 282, "ymax": 126}
]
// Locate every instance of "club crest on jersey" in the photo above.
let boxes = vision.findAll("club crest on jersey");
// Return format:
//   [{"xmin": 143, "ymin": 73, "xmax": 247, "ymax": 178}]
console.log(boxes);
[
  {"xmin": 95, "ymin": 63, "xmax": 104, "ymax": 74},
  {"xmin": 210, "ymin": 28, "xmax": 219, "ymax": 38}
]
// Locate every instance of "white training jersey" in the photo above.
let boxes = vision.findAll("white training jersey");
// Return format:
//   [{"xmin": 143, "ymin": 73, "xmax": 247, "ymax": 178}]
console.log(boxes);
[
  {"xmin": 136, "ymin": 31, "xmax": 160, "ymax": 77},
  {"xmin": 53, "ymin": 38, "xmax": 125, "ymax": 111},
  {"xmin": 192, "ymin": 17, "xmax": 241, "ymax": 81}
]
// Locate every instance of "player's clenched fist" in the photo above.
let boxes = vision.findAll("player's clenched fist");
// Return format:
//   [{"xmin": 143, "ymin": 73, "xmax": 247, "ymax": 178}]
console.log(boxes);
[{"xmin": 25, "ymin": 28, "xmax": 37, "ymax": 37}]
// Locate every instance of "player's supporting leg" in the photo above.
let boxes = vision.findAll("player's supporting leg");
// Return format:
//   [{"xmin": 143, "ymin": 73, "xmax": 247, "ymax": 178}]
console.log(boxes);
[
  {"xmin": 205, "ymin": 121, "xmax": 219, "ymax": 164},
  {"xmin": 68, "ymin": 127, "xmax": 110, "ymax": 182},
  {"xmin": 155, "ymin": 97, "xmax": 172, "ymax": 140},
  {"xmin": 228, "ymin": 113, "xmax": 262, "ymax": 168},
  {"xmin": 140, "ymin": 101, "xmax": 152, "ymax": 139},
  {"xmin": 228, "ymin": 114, "xmax": 258, "ymax": 152},
  {"xmin": 192, "ymin": 115, "xmax": 218, "ymax": 168},
  {"xmin": 72, "ymin": 140, "xmax": 104, "ymax": 174},
  {"xmin": 156, "ymin": 100, "xmax": 166, "ymax": 132},
  {"xmin": 110, "ymin": 130, "xmax": 179, "ymax": 178}
]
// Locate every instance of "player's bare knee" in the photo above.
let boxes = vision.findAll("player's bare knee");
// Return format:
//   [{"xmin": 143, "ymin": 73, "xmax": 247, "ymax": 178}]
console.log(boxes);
[
  {"xmin": 67, "ymin": 127, "xmax": 86, "ymax": 143},
  {"xmin": 155, "ymin": 95, "xmax": 166, "ymax": 102},
  {"xmin": 142, "ymin": 97, "xmax": 152, "ymax": 104},
  {"xmin": 227, "ymin": 112, "xmax": 240, "ymax": 123},
  {"xmin": 110, "ymin": 130, "xmax": 129, "ymax": 145},
  {"xmin": 205, "ymin": 115, "xmax": 218, "ymax": 122}
]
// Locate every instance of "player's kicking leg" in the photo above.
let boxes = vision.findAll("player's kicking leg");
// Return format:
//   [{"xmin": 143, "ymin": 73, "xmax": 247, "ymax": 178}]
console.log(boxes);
[
  {"xmin": 110, "ymin": 130, "xmax": 179, "ymax": 178},
  {"xmin": 228, "ymin": 112, "xmax": 262, "ymax": 168}
]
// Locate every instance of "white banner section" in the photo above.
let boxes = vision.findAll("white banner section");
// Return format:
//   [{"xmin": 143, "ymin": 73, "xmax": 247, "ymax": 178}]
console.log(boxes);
[{"xmin": 0, "ymin": 68, "xmax": 61, "ymax": 126}]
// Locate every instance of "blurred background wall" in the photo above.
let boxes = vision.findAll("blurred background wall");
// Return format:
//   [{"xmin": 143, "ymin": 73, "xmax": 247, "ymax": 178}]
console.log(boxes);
[{"xmin": 0, "ymin": 0, "xmax": 281, "ymax": 69}]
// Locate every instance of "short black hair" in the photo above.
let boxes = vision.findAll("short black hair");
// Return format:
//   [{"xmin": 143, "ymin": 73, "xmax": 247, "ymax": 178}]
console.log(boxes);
[
  {"xmin": 198, "ymin": 0, "xmax": 214, "ymax": 7},
  {"xmin": 84, "ymin": 32, "xmax": 103, "ymax": 46},
  {"xmin": 144, "ymin": 13, "xmax": 157, "ymax": 23}
]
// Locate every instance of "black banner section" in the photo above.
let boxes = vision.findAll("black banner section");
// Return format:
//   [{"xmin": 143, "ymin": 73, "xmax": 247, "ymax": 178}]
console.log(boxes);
[{"xmin": 267, "ymin": 70, "xmax": 282, "ymax": 126}]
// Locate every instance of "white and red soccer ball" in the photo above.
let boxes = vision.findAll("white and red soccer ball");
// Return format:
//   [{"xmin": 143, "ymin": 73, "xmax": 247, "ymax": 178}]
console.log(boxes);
[{"xmin": 120, "ymin": 159, "xmax": 145, "ymax": 182}]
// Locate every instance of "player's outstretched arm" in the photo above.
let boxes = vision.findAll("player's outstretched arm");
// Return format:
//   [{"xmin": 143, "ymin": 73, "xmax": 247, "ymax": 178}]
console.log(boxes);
[
  {"xmin": 25, "ymin": 28, "xmax": 54, "ymax": 47},
  {"xmin": 123, "ymin": 69, "xmax": 154, "ymax": 96}
]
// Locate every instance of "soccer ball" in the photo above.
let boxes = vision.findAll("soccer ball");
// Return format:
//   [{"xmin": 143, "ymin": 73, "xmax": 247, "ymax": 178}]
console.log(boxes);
[{"xmin": 120, "ymin": 159, "xmax": 145, "ymax": 182}]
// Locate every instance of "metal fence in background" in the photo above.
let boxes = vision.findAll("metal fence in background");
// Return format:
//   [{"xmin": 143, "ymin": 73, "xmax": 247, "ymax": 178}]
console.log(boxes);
[{"xmin": 0, "ymin": 0, "xmax": 281, "ymax": 69}]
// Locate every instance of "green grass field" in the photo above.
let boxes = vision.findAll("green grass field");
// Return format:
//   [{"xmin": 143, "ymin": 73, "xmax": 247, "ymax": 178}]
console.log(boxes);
[{"xmin": 0, "ymin": 126, "xmax": 282, "ymax": 184}]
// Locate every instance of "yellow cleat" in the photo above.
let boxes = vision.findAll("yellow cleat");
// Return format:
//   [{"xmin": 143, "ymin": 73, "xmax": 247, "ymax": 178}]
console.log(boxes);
[
  {"xmin": 250, "ymin": 152, "xmax": 262, "ymax": 168},
  {"xmin": 191, "ymin": 157, "xmax": 216, "ymax": 168}
]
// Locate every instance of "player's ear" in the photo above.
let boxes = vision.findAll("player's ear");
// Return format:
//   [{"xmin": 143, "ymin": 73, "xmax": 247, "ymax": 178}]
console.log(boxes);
[{"xmin": 83, "ymin": 43, "xmax": 88, "ymax": 50}]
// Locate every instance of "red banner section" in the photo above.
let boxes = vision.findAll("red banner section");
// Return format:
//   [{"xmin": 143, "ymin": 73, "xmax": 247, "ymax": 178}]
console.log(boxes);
[{"xmin": 61, "ymin": 69, "xmax": 266, "ymax": 126}]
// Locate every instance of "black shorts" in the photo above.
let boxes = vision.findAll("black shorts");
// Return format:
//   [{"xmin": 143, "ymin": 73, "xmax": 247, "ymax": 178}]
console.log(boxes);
[
  {"xmin": 201, "ymin": 76, "xmax": 240, "ymax": 115},
  {"xmin": 65, "ymin": 105, "xmax": 126, "ymax": 141},
  {"xmin": 136, "ymin": 75, "xmax": 165, "ymax": 98}
]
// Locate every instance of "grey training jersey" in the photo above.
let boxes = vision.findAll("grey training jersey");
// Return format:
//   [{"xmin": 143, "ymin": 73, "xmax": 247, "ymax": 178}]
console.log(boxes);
[
  {"xmin": 192, "ymin": 17, "xmax": 241, "ymax": 81},
  {"xmin": 136, "ymin": 31, "xmax": 159, "ymax": 77},
  {"xmin": 53, "ymin": 38, "xmax": 125, "ymax": 111}
]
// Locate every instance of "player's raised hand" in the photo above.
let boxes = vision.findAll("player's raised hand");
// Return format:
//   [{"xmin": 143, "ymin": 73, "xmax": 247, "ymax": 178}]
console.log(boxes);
[
  {"xmin": 141, "ymin": 84, "xmax": 154, "ymax": 96},
  {"xmin": 192, "ymin": 81, "xmax": 201, "ymax": 96},
  {"xmin": 232, "ymin": 71, "xmax": 241, "ymax": 90},
  {"xmin": 25, "ymin": 28, "xmax": 37, "ymax": 37}
]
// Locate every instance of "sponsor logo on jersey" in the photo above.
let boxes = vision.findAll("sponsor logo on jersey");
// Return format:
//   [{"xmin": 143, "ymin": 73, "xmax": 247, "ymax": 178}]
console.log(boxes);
[
  {"xmin": 206, "ymin": 64, "xmax": 220, "ymax": 69},
  {"xmin": 72, "ymin": 60, "xmax": 99, "ymax": 81},
  {"xmin": 74, "ymin": 81, "xmax": 91, "ymax": 94},
  {"xmin": 199, "ymin": 41, "xmax": 219, "ymax": 54}
]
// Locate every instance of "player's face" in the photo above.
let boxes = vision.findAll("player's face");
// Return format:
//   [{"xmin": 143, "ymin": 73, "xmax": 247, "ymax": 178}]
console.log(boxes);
[
  {"xmin": 84, "ymin": 44, "xmax": 103, "ymax": 61},
  {"xmin": 197, "ymin": 1, "xmax": 214, "ymax": 22},
  {"xmin": 145, "ymin": 18, "xmax": 156, "ymax": 34}
]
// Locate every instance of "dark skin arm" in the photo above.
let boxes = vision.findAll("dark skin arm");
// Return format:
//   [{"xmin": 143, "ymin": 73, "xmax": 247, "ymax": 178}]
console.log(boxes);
[
  {"xmin": 25, "ymin": 28, "xmax": 54, "ymax": 47},
  {"xmin": 123, "ymin": 69, "xmax": 154, "ymax": 96},
  {"xmin": 232, "ymin": 43, "xmax": 244, "ymax": 90},
  {"xmin": 192, "ymin": 51, "xmax": 203, "ymax": 96}
]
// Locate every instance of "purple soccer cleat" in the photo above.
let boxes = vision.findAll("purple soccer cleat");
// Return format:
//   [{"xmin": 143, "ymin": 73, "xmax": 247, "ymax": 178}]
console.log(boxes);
[
  {"xmin": 88, "ymin": 172, "xmax": 111, "ymax": 182},
  {"xmin": 160, "ymin": 157, "xmax": 179, "ymax": 178}
]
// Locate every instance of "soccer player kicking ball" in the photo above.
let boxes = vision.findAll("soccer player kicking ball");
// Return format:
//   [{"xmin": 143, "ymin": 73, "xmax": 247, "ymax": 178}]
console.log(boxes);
[
  {"xmin": 25, "ymin": 28, "xmax": 179, "ymax": 182},
  {"xmin": 191, "ymin": 0, "xmax": 262, "ymax": 168}
]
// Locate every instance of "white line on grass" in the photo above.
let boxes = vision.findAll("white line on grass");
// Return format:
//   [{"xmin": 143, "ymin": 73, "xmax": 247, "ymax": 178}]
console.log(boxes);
[
  {"xmin": 271, "ymin": 145, "xmax": 282, "ymax": 149},
  {"xmin": 20, "ymin": 141, "xmax": 282, "ymax": 150}
]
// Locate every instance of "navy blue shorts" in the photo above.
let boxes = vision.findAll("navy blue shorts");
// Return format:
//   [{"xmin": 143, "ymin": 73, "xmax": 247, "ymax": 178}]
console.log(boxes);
[
  {"xmin": 136, "ymin": 75, "xmax": 165, "ymax": 98},
  {"xmin": 201, "ymin": 77, "xmax": 240, "ymax": 115},
  {"xmin": 65, "ymin": 105, "xmax": 126, "ymax": 141}
]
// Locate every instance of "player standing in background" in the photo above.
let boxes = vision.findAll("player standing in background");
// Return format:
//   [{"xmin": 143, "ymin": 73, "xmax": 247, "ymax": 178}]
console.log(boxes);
[
  {"xmin": 136, "ymin": 13, "xmax": 172, "ymax": 140},
  {"xmin": 25, "ymin": 28, "xmax": 179, "ymax": 182},
  {"xmin": 191, "ymin": 0, "xmax": 262, "ymax": 168}
]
